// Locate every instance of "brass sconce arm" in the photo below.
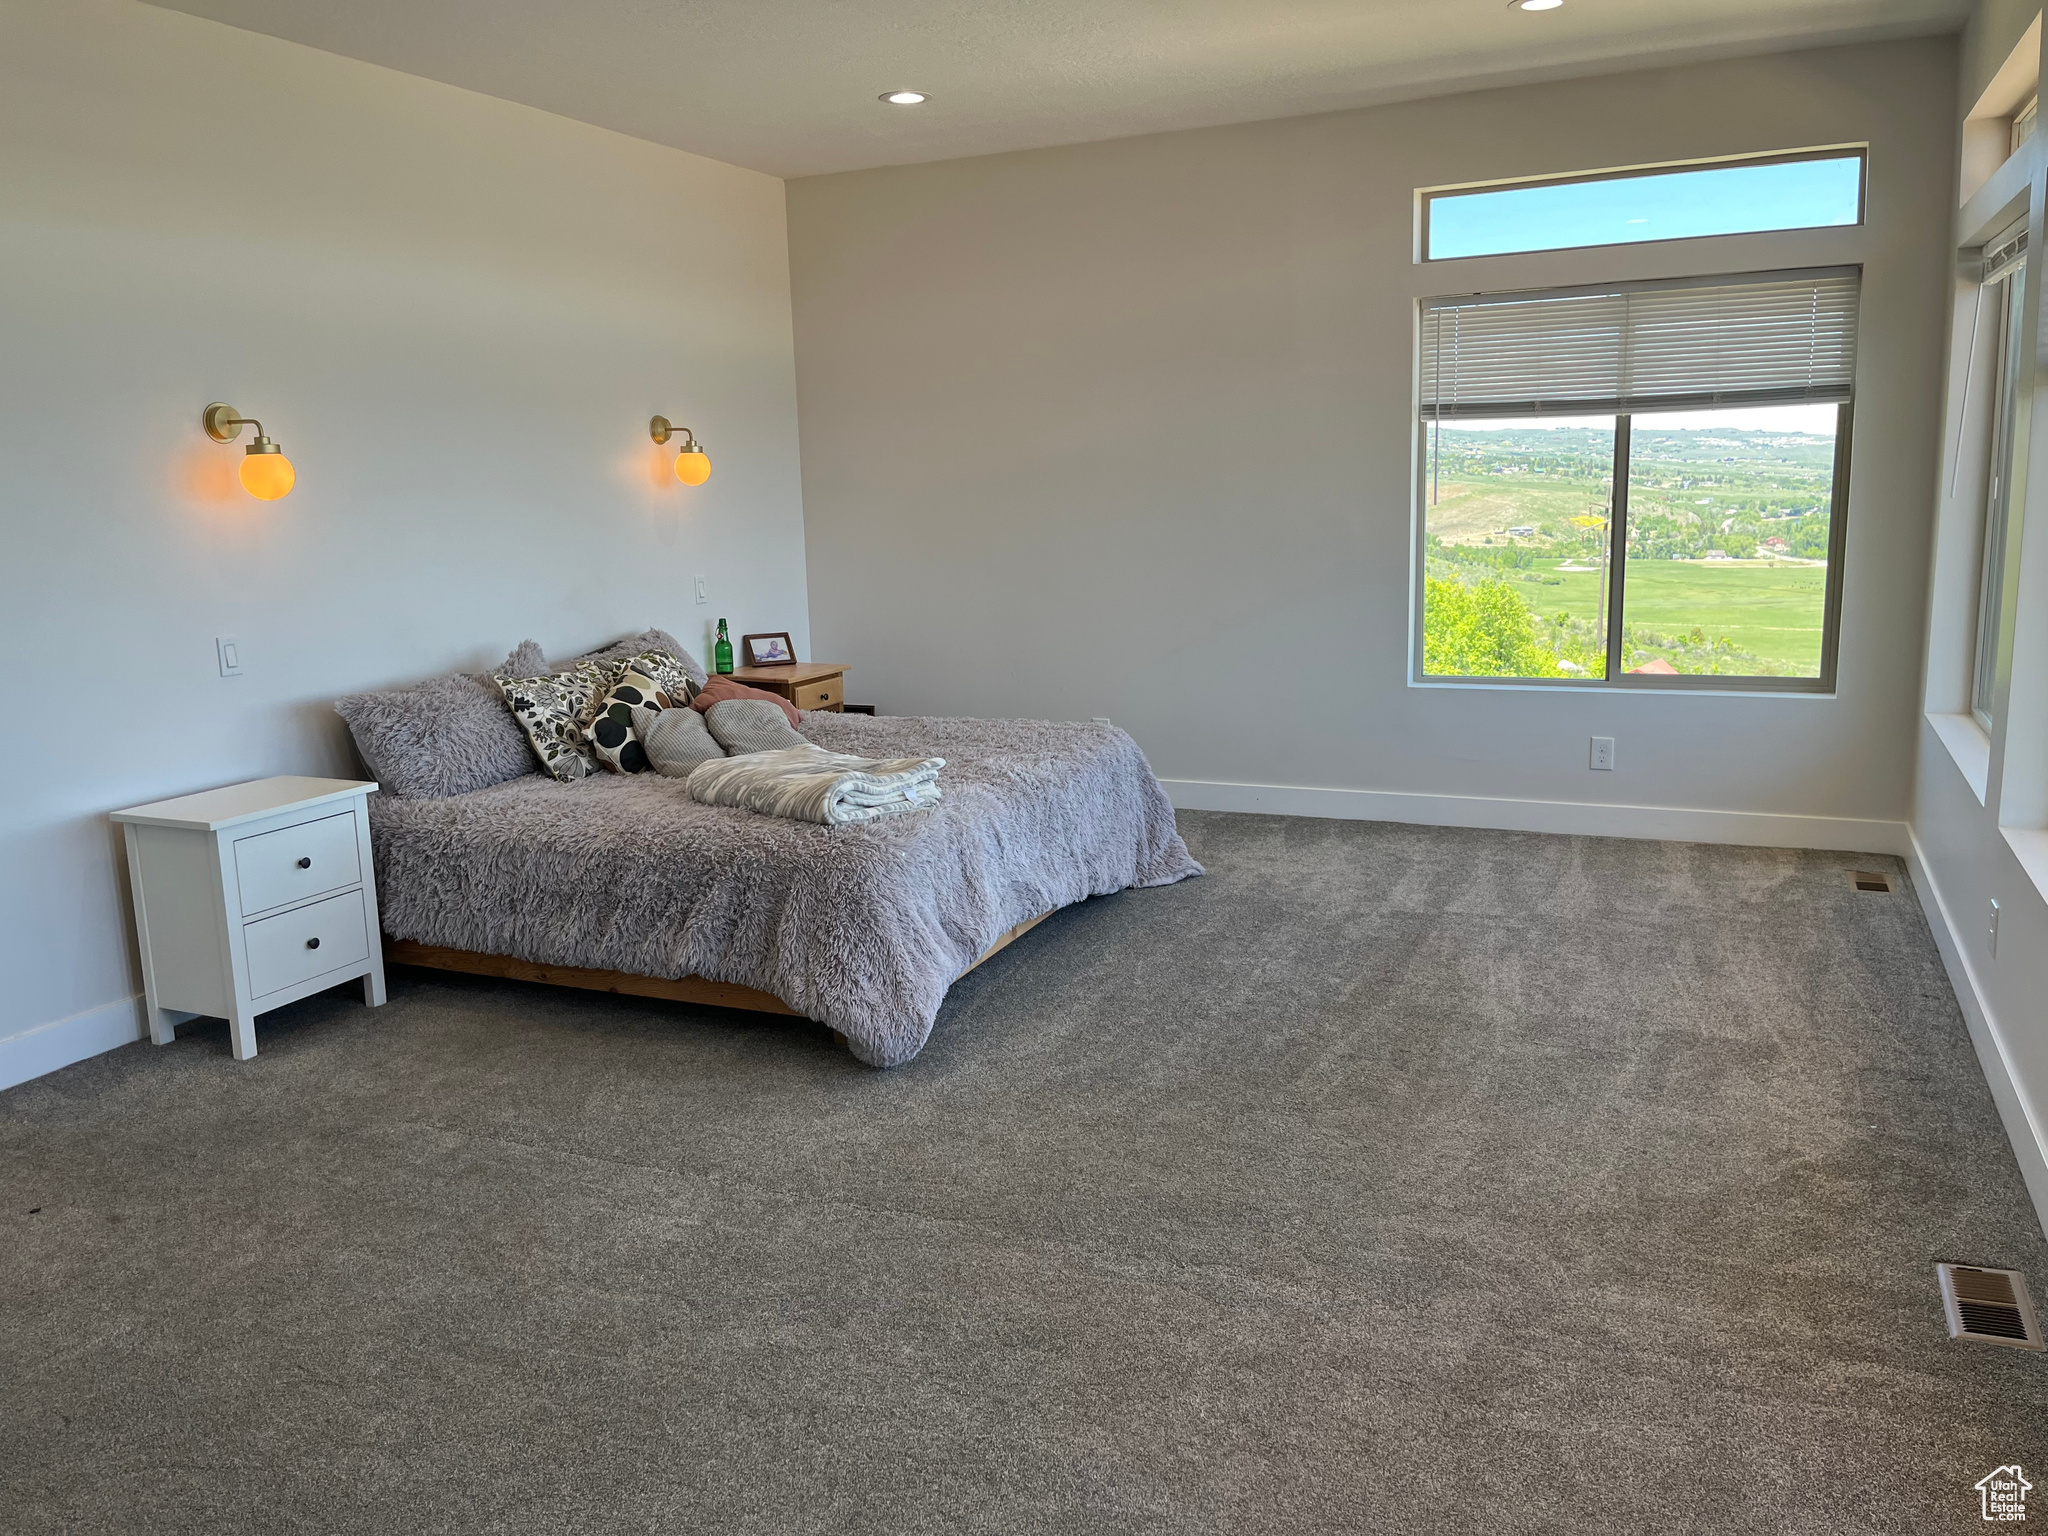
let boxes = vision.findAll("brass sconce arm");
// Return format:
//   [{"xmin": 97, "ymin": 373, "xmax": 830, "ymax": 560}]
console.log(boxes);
[
  {"xmin": 203, "ymin": 403, "xmax": 276, "ymax": 448},
  {"xmin": 649, "ymin": 415, "xmax": 700, "ymax": 450}
]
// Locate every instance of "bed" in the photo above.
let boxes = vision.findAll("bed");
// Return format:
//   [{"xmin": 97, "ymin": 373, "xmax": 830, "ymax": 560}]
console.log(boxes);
[{"xmin": 370, "ymin": 712, "xmax": 1201, "ymax": 1066}]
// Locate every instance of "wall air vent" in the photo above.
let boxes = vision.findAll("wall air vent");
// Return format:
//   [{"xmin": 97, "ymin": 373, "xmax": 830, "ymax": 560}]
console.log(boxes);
[
  {"xmin": 1937, "ymin": 1263, "xmax": 2045, "ymax": 1350},
  {"xmin": 1847, "ymin": 870, "xmax": 1895, "ymax": 893}
]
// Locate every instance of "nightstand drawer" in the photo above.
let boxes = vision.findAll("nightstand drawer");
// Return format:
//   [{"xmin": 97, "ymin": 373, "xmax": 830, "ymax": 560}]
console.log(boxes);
[
  {"xmin": 792, "ymin": 678, "xmax": 841, "ymax": 711},
  {"xmin": 234, "ymin": 810, "xmax": 361, "ymax": 917},
  {"xmin": 244, "ymin": 888, "xmax": 371, "ymax": 999}
]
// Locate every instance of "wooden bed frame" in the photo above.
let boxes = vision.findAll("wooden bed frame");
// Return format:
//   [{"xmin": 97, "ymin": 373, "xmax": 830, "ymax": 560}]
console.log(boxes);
[{"xmin": 382, "ymin": 909, "xmax": 1055, "ymax": 1021}]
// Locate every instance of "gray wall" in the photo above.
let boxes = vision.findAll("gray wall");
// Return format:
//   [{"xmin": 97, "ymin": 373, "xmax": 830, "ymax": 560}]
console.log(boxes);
[
  {"xmin": 1913, "ymin": 0, "xmax": 2048, "ymax": 1238},
  {"xmin": 1963, "ymin": 0, "xmax": 2041, "ymax": 108},
  {"xmin": 0, "ymin": 0, "xmax": 809, "ymax": 1060},
  {"xmin": 788, "ymin": 39, "xmax": 1956, "ymax": 839}
]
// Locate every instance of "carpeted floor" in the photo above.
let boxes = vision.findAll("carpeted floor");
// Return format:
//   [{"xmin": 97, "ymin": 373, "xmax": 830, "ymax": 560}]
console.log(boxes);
[{"xmin": 4, "ymin": 811, "xmax": 2045, "ymax": 1534}]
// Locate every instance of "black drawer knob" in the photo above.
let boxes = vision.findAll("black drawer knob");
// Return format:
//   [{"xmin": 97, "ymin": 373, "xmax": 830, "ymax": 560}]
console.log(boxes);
[
  {"xmin": 305, "ymin": 937, "xmax": 320, "ymax": 950},
  {"xmin": 296, "ymin": 857, "xmax": 312, "ymax": 869}
]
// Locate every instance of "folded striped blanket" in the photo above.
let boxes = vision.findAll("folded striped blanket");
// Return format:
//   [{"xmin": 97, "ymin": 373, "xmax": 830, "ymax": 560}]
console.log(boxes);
[{"xmin": 686, "ymin": 742, "xmax": 943, "ymax": 826}]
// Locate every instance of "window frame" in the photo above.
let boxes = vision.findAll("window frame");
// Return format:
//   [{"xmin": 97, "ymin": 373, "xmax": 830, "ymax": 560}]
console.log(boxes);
[
  {"xmin": 1972, "ymin": 241, "xmax": 2029, "ymax": 730},
  {"xmin": 1418, "ymin": 146, "xmax": 1869, "ymax": 264},
  {"xmin": 1410, "ymin": 402, "xmax": 1853, "ymax": 693}
]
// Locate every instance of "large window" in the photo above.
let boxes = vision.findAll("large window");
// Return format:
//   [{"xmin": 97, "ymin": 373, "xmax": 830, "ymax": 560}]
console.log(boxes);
[
  {"xmin": 1417, "ymin": 268, "xmax": 1859, "ymax": 689},
  {"xmin": 1972, "ymin": 221, "xmax": 2027, "ymax": 731},
  {"xmin": 1422, "ymin": 151, "xmax": 1865, "ymax": 261}
]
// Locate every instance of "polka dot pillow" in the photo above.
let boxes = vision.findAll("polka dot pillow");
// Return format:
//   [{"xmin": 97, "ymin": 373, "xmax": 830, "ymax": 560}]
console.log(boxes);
[{"xmin": 582, "ymin": 652, "xmax": 698, "ymax": 774}]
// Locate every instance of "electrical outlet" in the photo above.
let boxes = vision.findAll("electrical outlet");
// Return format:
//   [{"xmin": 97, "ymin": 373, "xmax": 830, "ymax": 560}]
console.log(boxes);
[
  {"xmin": 694, "ymin": 575, "xmax": 709, "ymax": 605},
  {"xmin": 1990, "ymin": 898, "xmax": 2001, "ymax": 958},
  {"xmin": 216, "ymin": 637, "xmax": 243, "ymax": 677},
  {"xmin": 1589, "ymin": 736, "xmax": 1615, "ymax": 771}
]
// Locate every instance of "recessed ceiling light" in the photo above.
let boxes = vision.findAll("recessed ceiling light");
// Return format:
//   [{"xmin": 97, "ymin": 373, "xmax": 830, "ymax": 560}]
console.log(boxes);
[
  {"xmin": 880, "ymin": 90, "xmax": 928, "ymax": 106},
  {"xmin": 1513, "ymin": 0, "xmax": 1564, "ymax": 9}
]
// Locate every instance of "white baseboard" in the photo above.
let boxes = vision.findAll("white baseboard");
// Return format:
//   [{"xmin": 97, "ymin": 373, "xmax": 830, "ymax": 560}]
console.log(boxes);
[
  {"xmin": 0, "ymin": 995, "xmax": 147, "ymax": 1093},
  {"xmin": 1162, "ymin": 778, "xmax": 1911, "ymax": 854},
  {"xmin": 1904, "ymin": 833, "xmax": 2048, "ymax": 1244}
]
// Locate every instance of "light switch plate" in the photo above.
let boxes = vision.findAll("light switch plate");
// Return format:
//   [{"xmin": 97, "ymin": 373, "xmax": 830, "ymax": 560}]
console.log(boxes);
[
  {"xmin": 216, "ymin": 637, "xmax": 243, "ymax": 677},
  {"xmin": 694, "ymin": 575, "xmax": 708, "ymax": 605},
  {"xmin": 1990, "ymin": 898, "xmax": 2001, "ymax": 958}
]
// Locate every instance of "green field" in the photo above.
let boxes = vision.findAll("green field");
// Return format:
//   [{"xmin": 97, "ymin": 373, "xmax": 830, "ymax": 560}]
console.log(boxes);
[
  {"xmin": 1422, "ymin": 420, "xmax": 1838, "ymax": 678},
  {"xmin": 1491, "ymin": 559, "xmax": 1828, "ymax": 671}
]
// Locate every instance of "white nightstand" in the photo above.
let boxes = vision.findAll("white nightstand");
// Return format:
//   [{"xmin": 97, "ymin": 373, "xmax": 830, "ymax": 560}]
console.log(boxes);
[{"xmin": 111, "ymin": 776, "xmax": 387, "ymax": 1061}]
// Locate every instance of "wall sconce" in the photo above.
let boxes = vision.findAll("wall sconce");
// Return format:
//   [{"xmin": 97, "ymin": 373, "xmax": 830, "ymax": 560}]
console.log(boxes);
[
  {"xmin": 203, "ymin": 403, "xmax": 296, "ymax": 500},
  {"xmin": 650, "ymin": 416, "xmax": 711, "ymax": 486}
]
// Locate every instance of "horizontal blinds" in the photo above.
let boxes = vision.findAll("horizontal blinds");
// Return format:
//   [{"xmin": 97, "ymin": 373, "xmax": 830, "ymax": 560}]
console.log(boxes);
[
  {"xmin": 1420, "ymin": 267, "xmax": 1860, "ymax": 419},
  {"xmin": 1984, "ymin": 222, "xmax": 2027, "ymax": 286}
]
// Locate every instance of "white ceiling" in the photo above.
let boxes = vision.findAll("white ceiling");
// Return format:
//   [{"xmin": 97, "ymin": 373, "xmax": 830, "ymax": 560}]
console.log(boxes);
[{"xmin": 144, "ymin": 0, "xmax": 1967, "ymax": 179}]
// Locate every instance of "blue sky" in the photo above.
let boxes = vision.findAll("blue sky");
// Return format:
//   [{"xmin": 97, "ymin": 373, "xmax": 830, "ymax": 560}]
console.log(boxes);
[{"xmin": 1428, "ymin": 156, "xmax": 1863, "ymax": 260}]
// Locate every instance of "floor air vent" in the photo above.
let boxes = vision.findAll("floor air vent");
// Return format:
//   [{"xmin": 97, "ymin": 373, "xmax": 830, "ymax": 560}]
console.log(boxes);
[
  {"xmin": 1937, "ymin": 1264, "xmax": 2045, "ymax": 1350},
  {"xmin": 1847, "ymin": 870, "xmax": 1895, "ymax": 893}
]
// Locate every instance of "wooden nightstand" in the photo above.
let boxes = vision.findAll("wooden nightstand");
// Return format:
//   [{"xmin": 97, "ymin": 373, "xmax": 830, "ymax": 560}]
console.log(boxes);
[
  {"xmin": 111, "ymin": 776, "xmax": 386, "ymax": 1062},
  {"xmin": 727, "ymin": 662, "xmax": 850, "ymax": 712}
]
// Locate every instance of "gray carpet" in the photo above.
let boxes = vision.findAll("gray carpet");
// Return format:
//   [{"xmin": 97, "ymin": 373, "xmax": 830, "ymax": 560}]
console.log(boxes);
[{"xmin": 4, "ymin": 812, "xmax": 2045, "ymax": 1534}]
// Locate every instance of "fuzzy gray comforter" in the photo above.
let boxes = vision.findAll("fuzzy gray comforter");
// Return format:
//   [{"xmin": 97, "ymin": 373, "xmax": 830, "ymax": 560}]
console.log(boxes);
[{"xmin": 370, "ymin": 715, "xmax": 1201, "ymax": 1066}]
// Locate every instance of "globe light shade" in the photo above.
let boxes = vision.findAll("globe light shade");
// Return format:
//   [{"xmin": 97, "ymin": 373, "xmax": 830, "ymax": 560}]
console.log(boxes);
[
  {"xmin": 240, "ymin": 449, "xmax": 296, "ymax": 500},
  {"xmin": 674, "ymin": 449, "xmax": 711, "ymax": 486}
]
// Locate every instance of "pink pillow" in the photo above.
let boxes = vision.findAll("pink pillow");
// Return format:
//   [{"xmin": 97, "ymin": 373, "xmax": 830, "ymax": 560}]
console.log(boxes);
[{"xmin": 689, "ymin": 675, "xmax": 801, "ymax": 727}]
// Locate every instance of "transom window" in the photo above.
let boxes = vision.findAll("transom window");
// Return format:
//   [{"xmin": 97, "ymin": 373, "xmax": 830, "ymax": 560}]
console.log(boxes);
[
  {"xmin": 1416, "ymin": 267, "xmax": 1860, "ymax": 690},
  {"xmin": 1421, "ymin": 150, "xmax": 1866, "ymax": 261}
]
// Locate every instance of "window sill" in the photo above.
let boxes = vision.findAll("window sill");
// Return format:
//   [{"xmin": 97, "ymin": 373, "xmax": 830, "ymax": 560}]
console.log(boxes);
[
  {"xmin": 2001, "ymin": 827, "xmax": 2048, "ymax": 906},
  {"xmin": 1926, "ymin": 711, "xmax": 1991, "ymax": 804},
  {"xmin": 1410, "ymin": 677, "xmax": 1836, "ymax": 698}
]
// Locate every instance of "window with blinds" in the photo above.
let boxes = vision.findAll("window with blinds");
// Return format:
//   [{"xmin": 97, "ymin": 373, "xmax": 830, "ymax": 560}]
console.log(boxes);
[
  {"xmin": 1416, "ymin": 267, "xmax": 1858, "ymax": 691},
  {"xmin": 1420, "ymin": 268, "xmax": 1861, "ymax": 419}
]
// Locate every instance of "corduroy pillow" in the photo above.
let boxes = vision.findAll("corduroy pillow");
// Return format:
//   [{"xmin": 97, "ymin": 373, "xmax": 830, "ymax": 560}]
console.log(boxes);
[
  {"xmin": 704, "ymin": 698, "xmax": 808, "ymax": 756},
  {"xmin": 333, "ymin": 641, "xmax": 546, "ymax": 800},
  {"xmin": 631, "ymin": 704, "xmax": 725, "ymax": 777},
  {"xmin": 689, "ymin": 675, "xmax": 801, "ymax": 727}
]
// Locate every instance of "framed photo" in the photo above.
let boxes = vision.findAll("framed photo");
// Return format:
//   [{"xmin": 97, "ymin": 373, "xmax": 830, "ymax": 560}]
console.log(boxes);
[{"xmin": 742, "ymin": 632, "xmax": 796, "ymax": 667}]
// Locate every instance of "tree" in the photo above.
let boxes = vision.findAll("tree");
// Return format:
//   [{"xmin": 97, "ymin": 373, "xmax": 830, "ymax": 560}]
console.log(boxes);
[{"xmin": 1423, "ymin": 576, "xmax": 1565, "ymax": 677}]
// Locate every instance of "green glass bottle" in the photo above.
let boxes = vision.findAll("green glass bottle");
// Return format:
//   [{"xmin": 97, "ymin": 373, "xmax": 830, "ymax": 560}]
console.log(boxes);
[{"xmin": 714, "ymin": 618, "xmax": 734, "ymax": 675}]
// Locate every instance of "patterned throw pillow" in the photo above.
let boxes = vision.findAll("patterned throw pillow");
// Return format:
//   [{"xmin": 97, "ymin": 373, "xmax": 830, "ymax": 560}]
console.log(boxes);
[
  {"xmin": 495, "ymin": 660, "xmax": 612, "ymax": 782},
  {"xmin": 561, "ymin": 629, "xmax": 707, "ymax": 691},
  {"xmin": 616, "ymin": 649, "xmax": 699, "ymax": 712},
  {"xmin": 583, "ymin": 658, "xmax": 695, "ymax": 773}
]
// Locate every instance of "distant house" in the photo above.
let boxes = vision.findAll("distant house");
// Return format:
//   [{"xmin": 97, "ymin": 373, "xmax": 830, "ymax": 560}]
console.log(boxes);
[
  {"xmin": 1702, "ymin": 551, "xmax": 1734, "ymax": 561},
  {"xmin": 1627, "ymin": 658, "xmax": 1680, "ymax": 675},
  {"xmin": 1508, "ymin": 525, "xmax": 1536, "ymax": 537},
  {"xmin": 1761, "ymin": 536, "xmax": 1789, "ymax": 552}
]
